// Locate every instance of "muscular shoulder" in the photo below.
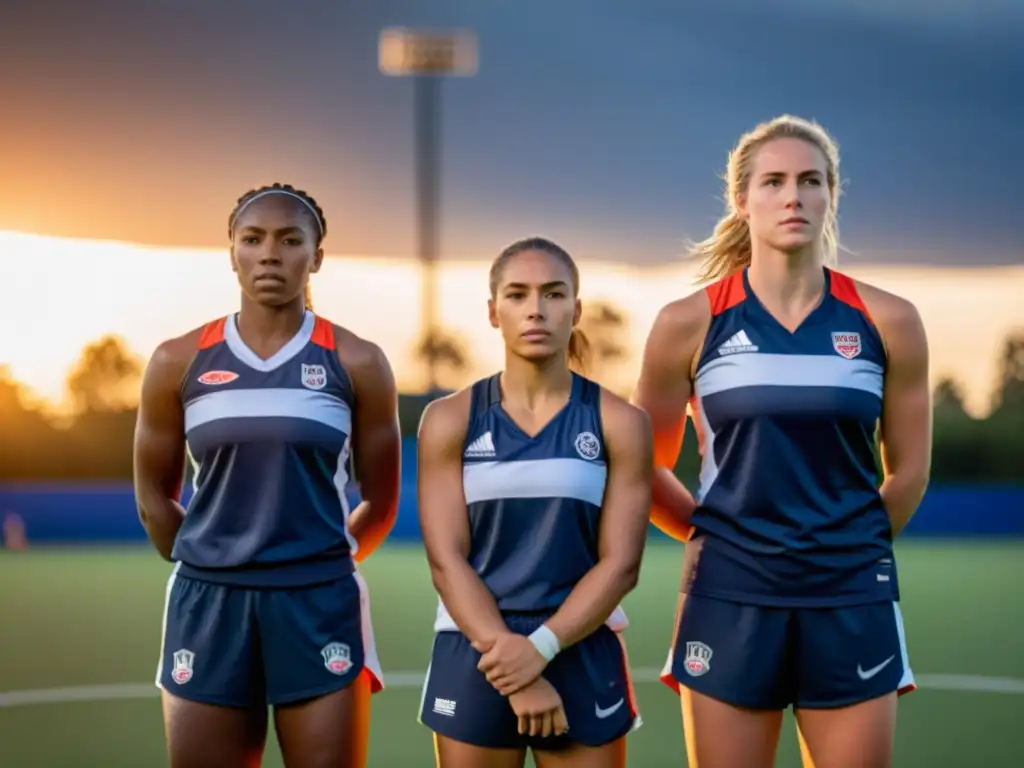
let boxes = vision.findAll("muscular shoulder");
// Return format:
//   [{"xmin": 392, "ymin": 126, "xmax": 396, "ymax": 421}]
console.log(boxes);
[
  {"xmin": 853, "ymin": 280, "xmax": 927, "ymax": 358},
  {"xmin": 652, "ymin": 288, "xmax": 713, "ymax": 339},
  {"xmin": 419, "ymin": 387, "xmax": 472, "ymax": 436},
  {"xmin": 331, "ymin": 323, "xmax": 392, "ymax": 380},
  {"xmin": 599, "ymin": 388, "xmax": 652, "ymax": 444},
  {"xmin": 642, "ymin": 288, "xmax": 712, "ymax": 380},
  {"xmin": 417, "ymin": 388, "xmax": 472, "ymax": 457},
  {"xmin": 147, "ymin": 326, "xmax": 205, "ymax": 382}
]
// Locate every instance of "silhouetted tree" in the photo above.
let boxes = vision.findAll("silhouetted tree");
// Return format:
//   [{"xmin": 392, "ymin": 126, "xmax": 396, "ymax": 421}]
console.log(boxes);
[
  {"xmin": 992, "ymin": 330, "xmax": 1024, "ymax": 412},
  {"xmin": 64, "ymin": 335, "xmax": 143, "ymax": 415},
  {"xmin": 933, "ymin": 376, "xmax": 968, "ymax": 415},
  {"xmin": 578, "ymin": 300, "xmax": 628, "ymax": 386},
  {"xmin": 0, "ymin": 366, "xmax": 66, "ymax": 480},
  {"xmin": 415, "ymin": 327, "xmax": 471, "ymax": 394}
]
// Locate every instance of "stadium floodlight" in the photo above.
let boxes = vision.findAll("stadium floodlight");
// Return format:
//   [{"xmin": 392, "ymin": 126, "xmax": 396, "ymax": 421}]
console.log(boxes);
[{"xmin": 379, "ymin": 28, "xmax": 479, "ymax": 394}]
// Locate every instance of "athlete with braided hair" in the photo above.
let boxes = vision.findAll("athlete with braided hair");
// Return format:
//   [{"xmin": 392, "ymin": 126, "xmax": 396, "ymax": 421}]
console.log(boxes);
[{"xmin": 134, "ymin": 183, "xmax": 402, "ymax": 767}]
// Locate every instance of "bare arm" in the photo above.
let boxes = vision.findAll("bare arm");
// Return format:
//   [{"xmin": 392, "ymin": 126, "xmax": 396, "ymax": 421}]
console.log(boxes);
[
  {"xmin": 417, "ymin": 392, "xmax": 508, "ymax": 645},
  {"xmin": 340, "ymin": 335, "xmax": 402, "ymax": 562},
  {"xmin": 132, "ymin": 337, "xmax": 192, "ymax": 560},
  {"xmin": 542, "ymin": 394, "xmax": 653, "ymax": 649},
  {"xmin": 631, "ymin": 293, "xmax": 709, "ymax": 541},
  {"xmin": 863, "ymin": 286, "xmax": 933, "ymax": 536}
]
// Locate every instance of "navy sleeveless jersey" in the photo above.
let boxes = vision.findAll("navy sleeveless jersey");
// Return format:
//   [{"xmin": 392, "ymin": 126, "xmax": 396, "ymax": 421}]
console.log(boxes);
[
  {"xmin": 433, "ymin": 373, "xmax": 627, "ymax": 632},
  {"xmin": 688, "ymin": 268, "xmax": 897, "ymax": 608},
  {"xmin": 172, "ymin": 311, "xmax": 358, "ymax": 587}
]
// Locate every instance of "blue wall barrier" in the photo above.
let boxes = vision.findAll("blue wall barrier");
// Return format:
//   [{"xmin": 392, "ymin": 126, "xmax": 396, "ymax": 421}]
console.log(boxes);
[{"xmin": 1, "ymin": 440, "xmax": 1021, "ymax": 544}]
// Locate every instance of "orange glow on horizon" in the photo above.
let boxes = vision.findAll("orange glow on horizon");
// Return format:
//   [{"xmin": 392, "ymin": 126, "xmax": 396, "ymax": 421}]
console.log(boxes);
[{"xmin": 2, "ymin": 229, "xmax": 1021, "ymax": 418}]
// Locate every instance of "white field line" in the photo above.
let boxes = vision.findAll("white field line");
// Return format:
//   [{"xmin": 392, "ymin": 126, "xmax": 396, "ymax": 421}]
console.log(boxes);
[{"xmin": 1, "ymin": 669, "xmax": 1023, "ymax": 709}]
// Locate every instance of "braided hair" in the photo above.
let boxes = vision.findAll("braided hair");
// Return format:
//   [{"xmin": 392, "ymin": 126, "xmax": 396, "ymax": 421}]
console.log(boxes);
[{"xmin": 228, "ymin": 183, "xmax": 327, "ymax": 310}]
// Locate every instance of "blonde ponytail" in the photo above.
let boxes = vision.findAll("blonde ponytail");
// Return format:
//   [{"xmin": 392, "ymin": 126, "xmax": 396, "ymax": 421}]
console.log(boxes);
[{"xmin": 692, "ymin": 211, "xmax": 753, "ymax": 283}]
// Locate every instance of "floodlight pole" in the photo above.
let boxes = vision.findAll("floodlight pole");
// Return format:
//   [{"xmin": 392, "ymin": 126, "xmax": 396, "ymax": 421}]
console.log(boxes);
[
  {"xmin": 415, "ymin": 74, "xmax": 441, "ymax": 393},
  {"xmin": 378, "ymin": 28, "xmax": 478, "ymax": 394}
]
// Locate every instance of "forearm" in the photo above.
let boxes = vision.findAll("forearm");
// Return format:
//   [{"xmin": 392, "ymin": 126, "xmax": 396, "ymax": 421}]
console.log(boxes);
[
  {"xmin": 137, "ymin": 497, "xmax": 185, "ymax": 561},
  {"xmin": 543, "ymin": 558, "xmax": 639, "ymax": 650},
  {"xmin": 347, "ymin": 499, "xmax": 397, "ymax": 562},
  {"xmin": 880, "ymin": 471, "xmax": 928, "ymax": 536},
  {"xmin": 651, "ymin": 504, "xmax": 693, "ymax": 542},
  {"xmin": 650, "ymin": 468, "xmax": 696, "ymax": 542},
  {"xmin": 431, "ymin": 559, "xmax": 509, "ymax": 645}
]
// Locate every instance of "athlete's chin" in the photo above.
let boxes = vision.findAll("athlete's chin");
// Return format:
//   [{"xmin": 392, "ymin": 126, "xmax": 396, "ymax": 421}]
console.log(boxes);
[
  {"xmin": 246, "ymin": 287, "xmax": 301, "ymax": 307},
  {"xmin": 768, "ymin": 233, "xmax": 818, "ymax": 253},
  {"xmin": 511, "ymin": 343, "xmax": 561, "ymax": 364}
]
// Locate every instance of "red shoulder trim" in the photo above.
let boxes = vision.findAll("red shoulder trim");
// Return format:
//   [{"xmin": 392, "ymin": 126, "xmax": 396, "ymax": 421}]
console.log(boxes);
[
  {"xmin": 828, "ymin": 269, "xmax": 876, "ymax": 326},
  {"xmin": 310, "ymin": 316, "xmax": 336, "ymax": 350},
  {"xmin": 197, "ymin": 317, "xmax": 227, "ymax": 350},
  {"xmin": 704, "ymin": 271, "xmax": 746, "ymax": 316}
]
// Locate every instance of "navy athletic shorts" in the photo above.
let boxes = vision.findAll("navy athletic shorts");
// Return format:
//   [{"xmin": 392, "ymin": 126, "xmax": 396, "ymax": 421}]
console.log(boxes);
[
  {"xmin": 420, "ymin": 612, "xmax": 641, "ymax": 750},
  {"xmin": 661, "ymin": 593, "xmax": 916, "ymax": 709},
  {"xmin": 156, "ymin": 565, "xmax": 382, "ymax": 707}
]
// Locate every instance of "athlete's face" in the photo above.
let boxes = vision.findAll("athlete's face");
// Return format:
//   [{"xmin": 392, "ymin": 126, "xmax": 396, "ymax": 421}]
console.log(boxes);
[
  {"xmin": 739, "ymin": 137, "xmax": 831, "ymax": 254},
  {"xmin": 489, "ymin": 250, "xmax": 581, "ymax": 363},
  {"xmin": 230, "ymin": 196, "xmax": 324, "ymax": 307}
]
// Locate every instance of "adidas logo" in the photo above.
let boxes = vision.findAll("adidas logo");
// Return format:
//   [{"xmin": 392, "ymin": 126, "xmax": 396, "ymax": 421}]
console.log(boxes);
[
  {"xmin": 464, "ymin": 431, "xmax": 496, "ymax": 458},
  {"xmin": 718, "ymin": 330, "xmax": 759, "ymax": 355}
]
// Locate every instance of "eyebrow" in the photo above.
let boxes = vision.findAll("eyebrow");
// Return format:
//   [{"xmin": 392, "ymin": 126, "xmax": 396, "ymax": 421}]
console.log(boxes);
[
  {"xmin": 503, "ymin": 280, "xmax": 570, "ymax": 291},
  {"xmin": 237, "ymin": 225, "xmax": 306, "ymax": 236},
  {"xmin": 759, "ymin": 169, "xmax": 824, "ymax": 180}
]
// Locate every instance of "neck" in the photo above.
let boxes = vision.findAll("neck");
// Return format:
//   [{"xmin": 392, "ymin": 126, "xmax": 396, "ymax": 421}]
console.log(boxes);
[
  {"xmin": 747, "ymin": 244, "xmax": 825, "ymax": 307},
  {"xmin": 500, "ymin": 352, "xmax": 573, "ymax": 409},
  {"xmin": 237, "ymin": 295, "xmax": 307, "ymax": 341}
]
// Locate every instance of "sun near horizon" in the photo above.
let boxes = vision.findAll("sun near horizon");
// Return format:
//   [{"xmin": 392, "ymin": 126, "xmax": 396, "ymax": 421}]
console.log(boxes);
[{"xmin": 2, "ymin": 228, "xmax": 1022, "ymax": 419}]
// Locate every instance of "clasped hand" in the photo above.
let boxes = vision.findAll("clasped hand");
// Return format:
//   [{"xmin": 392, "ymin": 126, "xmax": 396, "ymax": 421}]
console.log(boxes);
[
  {"xmin": 472, "ymin": 633, "xmax": 569, "ymax": 737},
  {"xmin": 472, "ymin": 633, "xmax": 547, "ymax": 696}
]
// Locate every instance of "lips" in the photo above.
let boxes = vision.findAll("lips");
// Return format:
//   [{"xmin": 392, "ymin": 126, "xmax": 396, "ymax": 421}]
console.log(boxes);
[
  {"xmin": 521, "ymin": 330, "xmax": 550, "ymax": 341},
  {"xmin": 254, "ymin": 273, "xmax": 286, "ymax": 284},
  {"xmin": 780, "ymin": 217, "xmax": 809, "ymax": 225}
]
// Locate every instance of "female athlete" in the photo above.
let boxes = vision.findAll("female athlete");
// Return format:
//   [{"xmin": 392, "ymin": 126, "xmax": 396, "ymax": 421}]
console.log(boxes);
[
  {"xmin": 633, "ymin": 116, "xmax": 932, "ymax": 768},
  {"xmin": 133, "ymin": 183, "xmax": 402, "ymax": 768},
  {"xmin": 416, "ymin": 238, "xmax": 652, "ymax": 768}
]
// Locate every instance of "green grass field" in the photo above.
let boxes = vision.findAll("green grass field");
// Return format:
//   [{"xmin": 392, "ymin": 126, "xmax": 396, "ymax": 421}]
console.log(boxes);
[{"xmin": 1, "ymin": 542, "xmax": 1022, "ymax": 767}]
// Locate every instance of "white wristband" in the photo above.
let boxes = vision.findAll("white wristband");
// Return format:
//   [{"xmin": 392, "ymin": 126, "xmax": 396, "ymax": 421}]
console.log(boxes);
[{"xmin": 528, "ymin": 625, "xmax": 561, "ymax": 662}]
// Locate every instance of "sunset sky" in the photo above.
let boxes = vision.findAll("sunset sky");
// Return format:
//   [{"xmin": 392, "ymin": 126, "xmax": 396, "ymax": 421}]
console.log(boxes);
[
  {"xmin": 1, "ymin": 0, "xmax": 1021, "ymax": 263},
  {"xmin": 2, "ymin": 230, "xmax": 1021, "ymax": 418},
  {"xmin": 1, "ymin": 2, "xmax": 1021, "ymax": 418}
]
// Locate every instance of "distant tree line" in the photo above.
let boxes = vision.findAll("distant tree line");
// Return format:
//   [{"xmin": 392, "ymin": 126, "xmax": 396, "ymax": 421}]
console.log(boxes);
[{"xmin": 1, "ymin": 319, "xmax": 1022, "ymax": 486}]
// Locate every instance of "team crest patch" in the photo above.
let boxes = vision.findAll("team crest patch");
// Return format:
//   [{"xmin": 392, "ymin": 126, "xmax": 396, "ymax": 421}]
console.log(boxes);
[
  {"xmin": 574, "ymin": 431, "xmax": 601, "ymax": 461},
  {"xmin": 301, "ymin": 363, "xmax": 327, "ymax": 390},
  {"xmin": 831, "ymin": 332, "xmax": 862, "ymax": 359},
  {"xmin": 321, "ymin": 642, "xmax": 353, "ymax": 675},
  {"xmin": 171, "ymin": 649, "xmax": 195, "ymax": 684},
  {"xmin": 683, "ymin": 641, "xmax": 713, "ymax": 677}
]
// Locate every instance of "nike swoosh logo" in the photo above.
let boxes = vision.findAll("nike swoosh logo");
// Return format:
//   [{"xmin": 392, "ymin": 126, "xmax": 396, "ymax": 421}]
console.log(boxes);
[
  {"xmin": 857, "ymin": 655, "xmax": 896, "ymax": 680},
  {"xmin": 595, "ymin": 698, "xmax": 625, "ymax": 719}
]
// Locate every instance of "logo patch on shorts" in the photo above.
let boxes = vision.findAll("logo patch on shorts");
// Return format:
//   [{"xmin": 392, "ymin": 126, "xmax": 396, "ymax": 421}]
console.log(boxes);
[
  {"xmin": 683, "ymin": 641, "xmax": 713, "ymax": 677},
  {"xmin": 321, "ymin": 642, "xmax": 353, "ymax": 675},
  {"xmin": 171, "ymin": 649, "xmax": 195, "ymax": 684},
  {"xmin": 433, "ymin": 697, "xmax": 457, "ymax": 717}
]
